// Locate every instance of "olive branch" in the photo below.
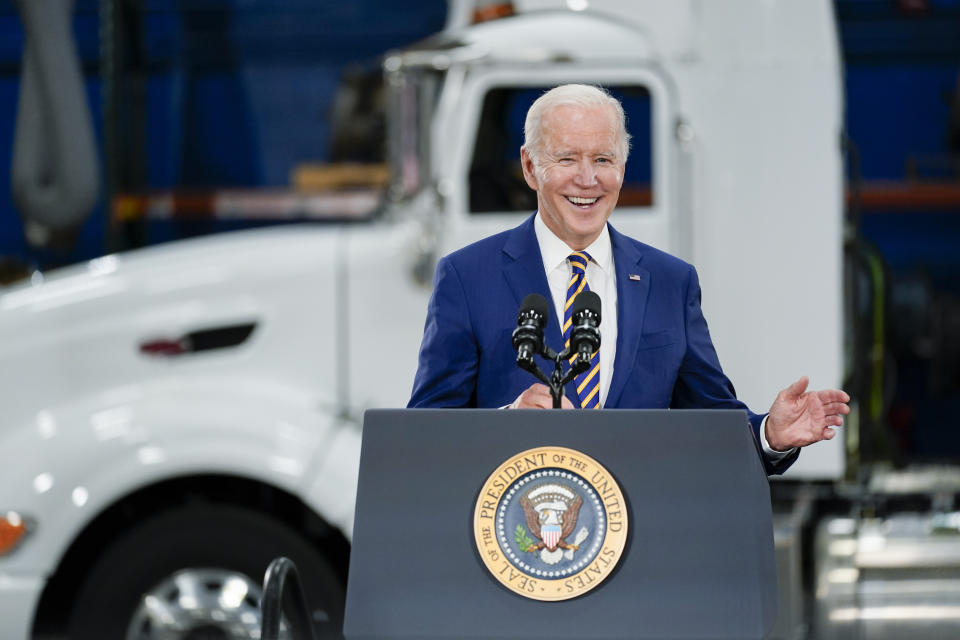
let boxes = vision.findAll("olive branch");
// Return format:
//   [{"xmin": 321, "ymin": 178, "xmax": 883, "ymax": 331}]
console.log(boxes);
[{"xmin": 515, "ymin": 524, "xmax": 537, "ymax": 552}]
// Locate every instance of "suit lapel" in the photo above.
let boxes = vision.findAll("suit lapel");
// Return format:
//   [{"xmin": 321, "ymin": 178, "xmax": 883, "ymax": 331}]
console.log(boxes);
[
  {"xmin": 605, "ymin": 224, "xmax": 649, "ymax": 408},
  {"xmin": 501, "ymin": 216, "xmax": 562, "ymax": 349}
]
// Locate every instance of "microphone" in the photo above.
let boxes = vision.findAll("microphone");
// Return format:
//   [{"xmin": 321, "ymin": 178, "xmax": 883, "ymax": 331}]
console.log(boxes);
[
  {"xmin": 570, "ymin": 290, "xmax": 601, "ymax": 366},
  {"xmin": 512, "ymin": 293, "xmax": 549, "ymax": 365}
]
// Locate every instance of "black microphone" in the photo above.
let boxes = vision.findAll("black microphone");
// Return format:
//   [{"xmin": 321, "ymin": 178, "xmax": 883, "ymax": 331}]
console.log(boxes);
[
  {"xmin": 570, "ymin": 290, "xmax": 601, "ymax": 366},
  {"xmin": 512, "ymin": 293, "xmax": 549, "ymax": 365}
]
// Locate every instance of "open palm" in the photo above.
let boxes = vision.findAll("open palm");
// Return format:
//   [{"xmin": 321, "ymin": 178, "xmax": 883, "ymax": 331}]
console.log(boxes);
[{"xmin": 765, "ymin": 376, "xmax": 850, "ymax": 452}]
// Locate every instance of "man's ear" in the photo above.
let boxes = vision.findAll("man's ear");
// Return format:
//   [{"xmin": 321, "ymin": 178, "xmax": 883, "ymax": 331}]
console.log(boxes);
[{"xmin": 520, "ymin": 147, "xmax": 539, "ymax": 191}]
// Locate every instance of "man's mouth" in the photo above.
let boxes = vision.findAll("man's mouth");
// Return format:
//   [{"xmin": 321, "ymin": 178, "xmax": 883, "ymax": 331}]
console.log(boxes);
[{"xmin": 565, "ymin": 196, "xmax": 600, "ymax": 207}]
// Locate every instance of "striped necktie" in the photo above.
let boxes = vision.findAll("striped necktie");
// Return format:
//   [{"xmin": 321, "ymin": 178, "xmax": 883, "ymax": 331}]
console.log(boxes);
[{"xmin": 563, "ymin": 251, "xmax": 601, "ymax": 409}]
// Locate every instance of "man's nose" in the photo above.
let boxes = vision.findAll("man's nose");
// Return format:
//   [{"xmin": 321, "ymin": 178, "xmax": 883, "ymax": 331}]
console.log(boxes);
[{"xmin": 573, "ymin": 160, "xmax": 598, "ymax": 186}]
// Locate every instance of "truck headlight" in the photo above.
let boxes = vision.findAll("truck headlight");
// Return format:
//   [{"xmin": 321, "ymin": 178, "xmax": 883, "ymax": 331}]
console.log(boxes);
[{"xmin": 0, "ymin": 511, "xmax": 32, "ymax": 555}]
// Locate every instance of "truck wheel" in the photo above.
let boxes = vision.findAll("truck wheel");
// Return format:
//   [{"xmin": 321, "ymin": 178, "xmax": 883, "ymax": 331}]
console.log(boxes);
[{"xmin": 67, "ymin": 504, "xmax": 345, "ymax": 640}]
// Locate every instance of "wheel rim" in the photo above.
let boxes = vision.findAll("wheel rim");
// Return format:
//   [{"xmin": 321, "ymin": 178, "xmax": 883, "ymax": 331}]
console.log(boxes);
[{"xmin": 125, "ymin": 568, "xmax": 289, "ymax": 640}]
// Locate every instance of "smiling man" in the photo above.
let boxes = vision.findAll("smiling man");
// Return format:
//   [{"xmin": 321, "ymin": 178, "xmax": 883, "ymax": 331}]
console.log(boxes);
[
  {"xmin": 408, "ymin": 84, "xmax": 849, "ymax": 474},
  {"xmin": 522, "ymin": 100, "xmax": 624, "ymax": 249}
]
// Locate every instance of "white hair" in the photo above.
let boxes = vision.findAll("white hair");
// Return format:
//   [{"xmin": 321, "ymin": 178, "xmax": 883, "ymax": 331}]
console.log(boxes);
[{"xmin": 523, "ymin": 84, "xmax": 631, "ymax": 171}]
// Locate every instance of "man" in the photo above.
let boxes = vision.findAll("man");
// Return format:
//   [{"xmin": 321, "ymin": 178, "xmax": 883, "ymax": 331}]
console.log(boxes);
[{"xmin": 408, "ymin": 84, "xmax": 849, "ymax": 474}]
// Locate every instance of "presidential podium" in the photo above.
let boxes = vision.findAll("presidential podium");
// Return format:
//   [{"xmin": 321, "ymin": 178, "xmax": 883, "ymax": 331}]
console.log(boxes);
[{"xmin": 344, "ymin": 409, "xmax": 777, "ymax": 640}]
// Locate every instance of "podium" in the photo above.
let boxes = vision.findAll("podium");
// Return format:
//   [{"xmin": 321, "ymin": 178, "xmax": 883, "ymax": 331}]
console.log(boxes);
[{"xmin": 344, "ymin": 409, "xmax": 777, "ymax": 640}]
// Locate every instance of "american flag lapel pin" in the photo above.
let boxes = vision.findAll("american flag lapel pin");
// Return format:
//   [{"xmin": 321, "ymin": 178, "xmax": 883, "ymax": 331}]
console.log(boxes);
[{"xmin": 629, "ymin": 273, "xmax": 642, "ymax": 281}]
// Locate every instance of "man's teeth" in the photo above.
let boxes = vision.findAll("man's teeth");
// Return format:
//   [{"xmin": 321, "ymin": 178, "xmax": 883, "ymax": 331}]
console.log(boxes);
[{"xmin": 567, "ymin": 196, "xmax": 599, "ymax": 205}]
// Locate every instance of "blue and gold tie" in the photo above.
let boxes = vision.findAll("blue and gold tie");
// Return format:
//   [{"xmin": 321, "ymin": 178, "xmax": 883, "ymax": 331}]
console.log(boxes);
[{"xmin": 563, "ymin": 251, "xmax": 601, "ymax": 409}]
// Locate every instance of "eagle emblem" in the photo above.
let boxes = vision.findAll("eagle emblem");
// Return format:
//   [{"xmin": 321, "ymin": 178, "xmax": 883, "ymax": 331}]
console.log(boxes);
[{"xmin": 519, "ymin": 483, "xmax": 590, "ymax": 565}]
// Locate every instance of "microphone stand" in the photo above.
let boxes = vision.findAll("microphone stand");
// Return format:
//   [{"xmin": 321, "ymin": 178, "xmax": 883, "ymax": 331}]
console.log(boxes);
[{"xmin": 517, "ymin": 346, "xmax": 591, "ymax": 409}]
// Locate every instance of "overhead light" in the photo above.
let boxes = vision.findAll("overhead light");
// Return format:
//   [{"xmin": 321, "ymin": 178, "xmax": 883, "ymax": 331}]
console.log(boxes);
[{"xmin": 33, "ymin": 473, "xmax": 54, "ymax": 494}]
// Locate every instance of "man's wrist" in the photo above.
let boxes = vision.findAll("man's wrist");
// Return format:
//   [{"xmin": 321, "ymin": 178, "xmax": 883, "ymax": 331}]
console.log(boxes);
[{"xmin": 760, "ymin": 415, "xmax": 796, "ymax": 458}]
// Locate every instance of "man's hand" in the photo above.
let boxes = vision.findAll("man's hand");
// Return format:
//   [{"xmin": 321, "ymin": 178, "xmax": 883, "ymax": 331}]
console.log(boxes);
[
  {"xmin": 509, "ymin": 383, "xmax": 574, "ymax": 409},
  {"xmin": 765, "ymin": 376, "xmax": 850, "ymax": 451}
]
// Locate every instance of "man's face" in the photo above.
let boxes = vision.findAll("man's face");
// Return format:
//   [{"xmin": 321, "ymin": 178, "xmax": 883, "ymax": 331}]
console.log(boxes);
[{"xmin": 521, "ymin": 104, "xmax": 625, "ymax": 250}]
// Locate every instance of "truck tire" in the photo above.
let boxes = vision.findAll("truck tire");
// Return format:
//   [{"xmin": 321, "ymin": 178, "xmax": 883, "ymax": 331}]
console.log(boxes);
[{"xmin": 67, "ymin": 504, "xmax": 345, "ymax": 640}]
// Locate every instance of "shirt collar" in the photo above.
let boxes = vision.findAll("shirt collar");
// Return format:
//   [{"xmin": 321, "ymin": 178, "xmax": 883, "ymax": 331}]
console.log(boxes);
[{"xmin": 534, "ymin": 212, "xmax": 613, "ymax": 275}]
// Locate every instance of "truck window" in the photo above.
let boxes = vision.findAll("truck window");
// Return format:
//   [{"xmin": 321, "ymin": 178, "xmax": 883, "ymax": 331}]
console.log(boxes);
[{"xmin": 468, "ymin": 85, "xmax": 653, "ymax": 214}]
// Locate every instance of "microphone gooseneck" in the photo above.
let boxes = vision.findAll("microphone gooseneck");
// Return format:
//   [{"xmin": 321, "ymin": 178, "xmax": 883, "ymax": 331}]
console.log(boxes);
[{"xmin": 569, "ymin": 290, "xmax": 601, "ymax": 368}]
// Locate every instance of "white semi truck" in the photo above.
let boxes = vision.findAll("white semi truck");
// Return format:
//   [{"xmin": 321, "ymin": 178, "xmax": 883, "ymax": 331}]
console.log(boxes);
[{"xmin": 1, "ymin": 1, "xmax": 853, "ymax": 638}]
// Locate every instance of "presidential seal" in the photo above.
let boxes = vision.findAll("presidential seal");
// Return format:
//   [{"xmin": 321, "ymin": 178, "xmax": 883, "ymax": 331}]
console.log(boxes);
[{"xmin": 473, "ymin": 446, "xmax": 628, "ymax": 601}]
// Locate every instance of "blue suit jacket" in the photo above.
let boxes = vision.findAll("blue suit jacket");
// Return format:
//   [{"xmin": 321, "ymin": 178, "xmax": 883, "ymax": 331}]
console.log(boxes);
[{"xmin": 408, "ymin": 215, "xmax": 797, "ymax": 475}]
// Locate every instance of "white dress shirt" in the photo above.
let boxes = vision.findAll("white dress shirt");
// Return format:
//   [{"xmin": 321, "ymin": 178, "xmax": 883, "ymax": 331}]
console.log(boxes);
[
  {"xmin": 534, "ymin": 213, "xmax": 617, "ymax": 407},
  {"xmin": 531, "ymin": 212, "xmax": 791, "ymax": 458}
]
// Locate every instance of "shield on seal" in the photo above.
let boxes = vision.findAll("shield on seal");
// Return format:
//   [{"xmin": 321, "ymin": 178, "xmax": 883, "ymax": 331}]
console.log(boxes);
[{"xmin": 541, "ymin": 523, "xmax": 562, "ymax": 550}]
